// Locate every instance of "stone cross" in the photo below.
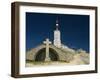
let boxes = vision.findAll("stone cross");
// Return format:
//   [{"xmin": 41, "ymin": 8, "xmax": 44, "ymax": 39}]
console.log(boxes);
[{"xmin": 43, "ymin": 38, "xmax": 51, "ymax": 61}]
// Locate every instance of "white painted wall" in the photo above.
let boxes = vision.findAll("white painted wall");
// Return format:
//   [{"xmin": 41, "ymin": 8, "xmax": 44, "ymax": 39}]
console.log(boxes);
[{"xmin": 0, "ymin": 0, "xmax": 99, "ymax": 80}]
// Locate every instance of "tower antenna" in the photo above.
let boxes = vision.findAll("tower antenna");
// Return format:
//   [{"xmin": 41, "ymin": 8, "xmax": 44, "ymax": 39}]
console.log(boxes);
[{"xmin": 56, "ymin": 17, "xmax": 59, "ymax": 30}]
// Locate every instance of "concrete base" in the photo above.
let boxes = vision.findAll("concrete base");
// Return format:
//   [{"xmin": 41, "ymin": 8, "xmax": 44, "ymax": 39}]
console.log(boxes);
[{"xmin": 45, "ymin": 57, "xmax": 51, "ymax": 62}]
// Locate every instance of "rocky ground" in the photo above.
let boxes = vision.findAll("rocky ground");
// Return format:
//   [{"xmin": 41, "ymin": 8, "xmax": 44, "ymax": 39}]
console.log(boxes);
[{"xmin": 26, "ymin": 52, "xmax": 89, "ymax": 67}]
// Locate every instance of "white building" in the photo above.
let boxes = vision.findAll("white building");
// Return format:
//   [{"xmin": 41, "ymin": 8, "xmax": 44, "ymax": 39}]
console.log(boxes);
[
  {"xmin": 53, "ymin": 19, "xmax": 75, "ymax": 52},
  {"xmin": 53, "ymin": 19, "xmax": 61, "ymax": 48}
]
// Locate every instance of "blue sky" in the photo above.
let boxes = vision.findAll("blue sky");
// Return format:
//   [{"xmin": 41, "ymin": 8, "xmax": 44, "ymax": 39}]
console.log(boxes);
[{"xmin": 26, "ymin": 12, "xmax": 89, "ymax": 52}]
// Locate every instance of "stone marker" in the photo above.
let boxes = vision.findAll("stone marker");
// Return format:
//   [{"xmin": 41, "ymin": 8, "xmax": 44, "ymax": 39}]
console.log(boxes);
[{"xmin": 43, "ymin": 38, "xmax": 51, "ymax": 61}]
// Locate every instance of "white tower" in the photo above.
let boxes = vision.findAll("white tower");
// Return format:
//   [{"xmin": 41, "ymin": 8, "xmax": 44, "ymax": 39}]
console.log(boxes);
[{"xmin": 53, "ymin": 19, "xmax": 61, "ymax": 48}]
